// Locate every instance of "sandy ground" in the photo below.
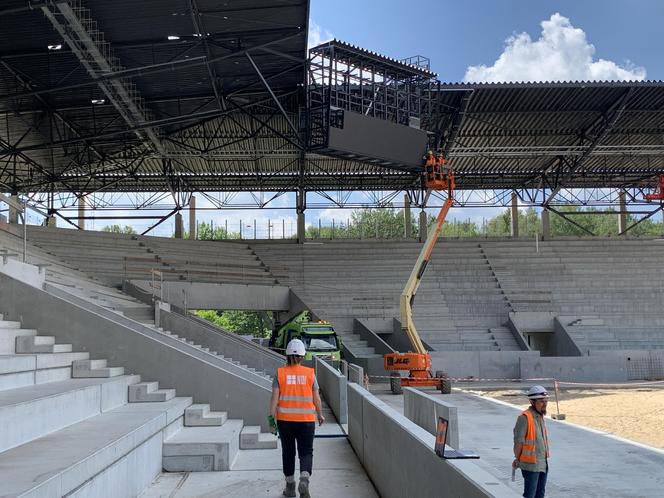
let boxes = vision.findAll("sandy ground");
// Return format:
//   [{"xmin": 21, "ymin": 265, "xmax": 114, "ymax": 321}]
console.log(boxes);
[{"xmin": 478, "ymin": 388, "xmax": 664, "ymax": 449}]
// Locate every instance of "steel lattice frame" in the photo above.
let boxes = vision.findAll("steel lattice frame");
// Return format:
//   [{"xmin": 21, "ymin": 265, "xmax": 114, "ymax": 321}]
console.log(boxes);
[{"xmin": 1, "ymin": 2, "xmax": 664, "ymax": 223}]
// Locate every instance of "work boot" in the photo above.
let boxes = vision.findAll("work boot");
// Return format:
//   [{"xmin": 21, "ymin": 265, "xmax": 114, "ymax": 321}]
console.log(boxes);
[
  {"xmin": 283, "ymin": 476, "xmax": 296, "ymax": 497},
  {"xmin": 298, "ymin": 471, "xmax": 311, "ymax": 498}
]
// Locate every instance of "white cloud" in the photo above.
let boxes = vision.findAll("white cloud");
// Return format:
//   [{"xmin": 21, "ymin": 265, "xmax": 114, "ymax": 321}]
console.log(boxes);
[
  {"xmin": 464, "ymin": 13, "xmax": 646, "ymax": 83},
  {"xmin": 308, "ymin": 20, "xmax": 333, "ymax": 48}
]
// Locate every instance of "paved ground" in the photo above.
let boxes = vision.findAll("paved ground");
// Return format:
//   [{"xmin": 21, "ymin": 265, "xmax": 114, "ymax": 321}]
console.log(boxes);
[
  {"xmin": 140, "ymin": 403, "xmax": 378, "ymax": 498},
  {"xmin": 374, "ymin": 385, "xmax": 664, "ymax": 498}
]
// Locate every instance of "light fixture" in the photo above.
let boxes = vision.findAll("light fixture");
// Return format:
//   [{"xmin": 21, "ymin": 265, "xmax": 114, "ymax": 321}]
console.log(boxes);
[
  {"xmin": 167, "ymin": 35, "xmax": 180, "ymax": 41},
  {"xmin": 47, "ymin": 44, "xmax": 62, "ymax": 50},
  {"xmin": 91, "ymin": 99, "xmax": 105, "ymax": 105}
]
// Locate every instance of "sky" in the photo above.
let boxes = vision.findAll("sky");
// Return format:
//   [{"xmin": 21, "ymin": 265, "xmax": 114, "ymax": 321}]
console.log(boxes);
[
  {"xmin": 310, "ymin": 0, "xmax": 662, "ymax": 82},
  {"xmin": 23, "ymin": 1, "xmax": 662, "ymax": 236}
]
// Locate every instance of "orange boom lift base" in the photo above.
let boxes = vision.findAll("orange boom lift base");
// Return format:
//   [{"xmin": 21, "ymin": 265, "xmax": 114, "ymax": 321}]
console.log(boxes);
[{"xmin": 384, "ymin": 152, "xmax": 454, "ymax": 395}]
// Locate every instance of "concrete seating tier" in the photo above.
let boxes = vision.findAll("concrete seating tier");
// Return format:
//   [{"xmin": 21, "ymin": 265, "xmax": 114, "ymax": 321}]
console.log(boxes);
[
  {"xmin": 23, "ymin": 225, "xmax": 277, "ymax": 287},
  {"xmin": 481, "ymin": 237, "xmax": 664, "ymax": 352},
  {"xmin": 254, "ymin": 241, "xmax": 520, "ymax": 357}
]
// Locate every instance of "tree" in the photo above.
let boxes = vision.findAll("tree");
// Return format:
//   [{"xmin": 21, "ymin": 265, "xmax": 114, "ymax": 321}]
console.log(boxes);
[
  {"xmin": 197, "ymin": 221, "xmax": 230, "ymax": 240},
  {"xmin": 306, "ymin": 208, "xmax": 418, "ymax": 239},
  {"xmin": 102, "ymin": 224, "xmax": 136, "ymax": 234},
  {"xmin": 194, "ymin": 309, "xmax": 271, "ymax": 337}
]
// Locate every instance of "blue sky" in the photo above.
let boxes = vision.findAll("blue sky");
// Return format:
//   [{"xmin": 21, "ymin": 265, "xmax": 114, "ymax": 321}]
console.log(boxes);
[
  {"xmin": 30, "ymin": 1, "xmax": 661, "ymax": 235},
  {"xmin": 310, "ymin": 0, "xmax": 662, "ymax": 81}
]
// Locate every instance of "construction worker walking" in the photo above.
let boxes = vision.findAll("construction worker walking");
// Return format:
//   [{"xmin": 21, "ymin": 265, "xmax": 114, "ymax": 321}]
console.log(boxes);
[
  {"xmin": 270, "ymin": 339, "xmax": 325, "ymax": 497},
  {"xmin": 512, "ymin": 385, "xmax": 550, "ymax": 498}
]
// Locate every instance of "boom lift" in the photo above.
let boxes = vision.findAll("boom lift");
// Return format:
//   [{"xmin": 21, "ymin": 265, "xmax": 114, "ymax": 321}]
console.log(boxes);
[{"xmin": 384, "ymin": 152, "xmax": 454, "ymax": 394}]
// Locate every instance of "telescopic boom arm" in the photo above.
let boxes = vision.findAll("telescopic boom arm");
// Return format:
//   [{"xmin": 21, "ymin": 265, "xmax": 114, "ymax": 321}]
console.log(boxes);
[{"xmin": 400, "ymin": 194, "xmax": 454, "ymax": 354}]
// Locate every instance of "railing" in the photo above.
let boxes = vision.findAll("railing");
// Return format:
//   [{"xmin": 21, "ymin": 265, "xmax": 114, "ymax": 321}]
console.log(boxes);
[{"xmin": 0, "ymin": 195, "xmax": 49, "ymax": 263}]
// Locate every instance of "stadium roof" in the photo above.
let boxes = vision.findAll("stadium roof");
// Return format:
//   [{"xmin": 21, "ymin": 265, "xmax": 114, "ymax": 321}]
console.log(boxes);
[{"xmin": 0, "ymin": 2, "xmax": 663, "ymax": 198}]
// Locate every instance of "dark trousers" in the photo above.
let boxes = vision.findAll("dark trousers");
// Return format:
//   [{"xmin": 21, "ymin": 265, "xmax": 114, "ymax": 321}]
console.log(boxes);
[
  {"xmin": 521, "ymin": 469, "xmax": 547, "ymax": 498},
  {"xmin": 277, "ymin": 420, "xmax": 315, "ymax": 477}
]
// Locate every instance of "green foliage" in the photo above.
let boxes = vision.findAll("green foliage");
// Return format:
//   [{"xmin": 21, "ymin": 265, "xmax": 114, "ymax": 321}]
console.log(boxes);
[
  {"xmin": 306, "ymin": 208, "xmax": 417, "ymax": 239},
  {"xmin": 102, "ymin": 224, "xmax": 137, "ymax": 234},
  {"xmin": 305, "ymin": 205, "xmax": 663, "ymax": 240},
  {"xmin": 194, "ymin": 309, "xmax": 271, "ymax": 338},
  {"xmin": 196, "ymin": 221, "xmax": 235, "ymax": 240}
]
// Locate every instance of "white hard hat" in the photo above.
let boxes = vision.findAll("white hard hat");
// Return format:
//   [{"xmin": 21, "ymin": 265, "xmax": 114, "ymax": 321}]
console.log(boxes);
[
  {"xmin": 527, "ymin": 385, "xmax": 549, "ymax": 399},
  {"xmin": 286, "ymin": 338, "xmax": 306, "ymax": 356}
]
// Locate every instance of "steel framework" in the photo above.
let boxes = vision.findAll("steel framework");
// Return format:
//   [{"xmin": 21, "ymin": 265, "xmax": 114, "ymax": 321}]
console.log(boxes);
[{"xmin": 1, "ymin": 2, "xmax": 664, "ymax": 223}]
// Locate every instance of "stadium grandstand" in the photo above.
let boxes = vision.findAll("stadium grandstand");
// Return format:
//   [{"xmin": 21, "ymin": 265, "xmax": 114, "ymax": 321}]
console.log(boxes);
[{"xmin": 0, "ymin": 1, "xmax": 663, "ymax": 497}]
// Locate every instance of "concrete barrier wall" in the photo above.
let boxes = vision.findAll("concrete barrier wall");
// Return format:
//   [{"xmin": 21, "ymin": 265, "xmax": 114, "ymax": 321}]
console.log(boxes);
[
  {"xmin": 430, "ymin": 350, "xmax": 540, "ymax": 379},
  {"xmin": 403, "ymin": 387, "xmax": 459, "ymax": 449},
  {"xmin": 347, "ymin": 384, "xmax": 519, "ymax": 498},
  {"xmin": 314, "ymin": 358, "xmax": 347, "ymax": 424},
  {"xmin": 520, "ymin": 351, "xmax": 664, "ymax": 382},
  {"xmin": 347, "ymin": 363, "xmax": 364, "ymax": 385},
  {"xmin": 0, "ymin": 274, "xmax": 273, "ymax": 431}
]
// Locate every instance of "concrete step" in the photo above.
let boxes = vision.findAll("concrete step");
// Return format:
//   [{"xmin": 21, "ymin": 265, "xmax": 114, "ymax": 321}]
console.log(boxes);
[
  {"xmin": 72, "ymin": 358, "xmax": 126, "ymax": 378},
  {"xmin": 184, "ymin": 403, "xmax": 227, "ymax": 427},
  {"xmin": 15, "ymin": 335, "xmax": 73, "ymax": 354},
  {"xmin": 0, "ymin": 394, "xmax": 185, "ymax": 498},
  {"xmin": 0, "ymin": 328, "xmax": 38, "ymax": 353},
  {"xmin": 0, "ymin": 321, "xmax": 21, "ymax": 329},
  {"xmin": 240, "ymin": 425, "xmax": 278, "ymax": 449},
  {"xmin": 163, "ymin": 419, "xmax": 244, "ymax": 471},
  {"xmin": 129, "ymin": 381, "xmax": 176, "ymax": 402},
  {"xmin": 0, "ymin": 375, "xmax": 140, "ymax": 453}
]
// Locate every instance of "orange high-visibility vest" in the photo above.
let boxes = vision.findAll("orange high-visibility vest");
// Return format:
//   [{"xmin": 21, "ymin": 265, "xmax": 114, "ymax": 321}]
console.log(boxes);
[
  {"xmin": 276, "ymin": 365, "xmax": 316, "ymax": 422},
  {"xmin": 518, "ymin": 409, "xmax": 550, "ymax": 465}
]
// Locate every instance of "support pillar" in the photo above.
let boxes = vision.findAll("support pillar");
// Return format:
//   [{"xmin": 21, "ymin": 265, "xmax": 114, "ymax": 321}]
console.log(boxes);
[
  {"xmin": 8, "ymin": 194, "xmax": 19, "ymax": 224},
  {"xmin": 296, "ymin": 189, "xmax": 306, "ymax": 244},
  {"xmin": 617, "ymin": 191, "xmax": 627, "ymax": 235},
  {"xmin": 46, "ymin": 215, "xmax": 56, "ymax": 227},
  {"xmin": 510, "ymin": 192, "xmax": 519, "ymax": 237},
  {"xmin": 404, "ymin": 194, "xmax": 412, "ymax": 239},
  {"xmin": 541, "ymin": 208, "xmax": 550, "ymax": 240},
  {"xmin": 418, "ymin": 209, "xmax": 427, "ymax": 242},
  {"xmin": 174, "ymin": 213, "xmax": 183, "ymax": 239},
  {"xmin": 189, "ymin": 195, "xmax": 196, "ymax": 240},
  {"xmin": 78, "ymin": 195, "xmax": 86, "ymax": 230}
]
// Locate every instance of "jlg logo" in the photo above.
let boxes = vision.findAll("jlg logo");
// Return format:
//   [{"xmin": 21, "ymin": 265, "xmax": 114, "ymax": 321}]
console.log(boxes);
[{"xmin": 394, "ymin": 358, "xmax": 410, "ymax": 365}]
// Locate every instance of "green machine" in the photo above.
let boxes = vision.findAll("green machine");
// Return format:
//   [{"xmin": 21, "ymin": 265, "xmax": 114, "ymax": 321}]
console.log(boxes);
[{"xmin": 270, "ymin": 311, "xmax": 342, "ymax": 361}]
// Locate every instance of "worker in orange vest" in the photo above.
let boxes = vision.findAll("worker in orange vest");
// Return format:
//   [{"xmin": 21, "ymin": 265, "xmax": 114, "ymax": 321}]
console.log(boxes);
[
  {"xmin": 513, "ymin": 385, "xmax": 550, "ymax": 498},
  {"xmin": 270, "ymin": 339, "xmax": 325, "ymax": 498}
]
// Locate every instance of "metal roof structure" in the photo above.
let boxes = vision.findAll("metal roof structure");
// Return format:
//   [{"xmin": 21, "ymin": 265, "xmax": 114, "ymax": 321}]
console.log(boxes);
[{"xmin": 1, "ymin": 2, "xmax": 664, "ymax": 214}]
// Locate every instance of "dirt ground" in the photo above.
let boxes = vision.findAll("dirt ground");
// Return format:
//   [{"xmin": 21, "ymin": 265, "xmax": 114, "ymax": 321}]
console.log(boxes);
[{"xmin": 477, "ymin": 388, "xmax": 664, "ymax": 449}]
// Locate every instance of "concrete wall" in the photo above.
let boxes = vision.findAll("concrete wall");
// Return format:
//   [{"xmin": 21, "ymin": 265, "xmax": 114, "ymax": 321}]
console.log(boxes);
[
  {"xmin": 347, "ymin": 383, "xmax": 519, "ymax": 498},
  {"xmin": 347, "ymin": 363, "xmax": 364, "ymax": 385},
  {"xmin": 314, "ymin": 358, "xmax": 347, "ymax": 424},
  {"xmin": 0, "ymin": 274, "xmax": 273, "ymax": 430},
  {"xmin": 403, "ymin": 387, "xmax": 459, "ymax": 449},
  {"xmin": 519, "ymin": 351, "xmax": 664, "ymax": 382},
  {"xmin": 551, "ymin": 317, "xmax": 584, "ymax": 356},
  {"xmin": 429, "ymin": 350, "xmax": 540, "ymax": 379},
  {"xmin": 132, "ymin": 280, "xmax": 290, "ymax": 311},
  {"xmin": 353, "ymin": 319, "xmax": 394, "ymax": 355},
  {"xmin": 159, "ymin": 307, "xmax": 285, "ymax": 376}
]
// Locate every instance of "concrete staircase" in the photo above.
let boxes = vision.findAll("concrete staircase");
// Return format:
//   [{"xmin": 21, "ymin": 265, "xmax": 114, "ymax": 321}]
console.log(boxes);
[{"xmin": 0, "ymin": 310, "xmax": 277, "ymax": 497}]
